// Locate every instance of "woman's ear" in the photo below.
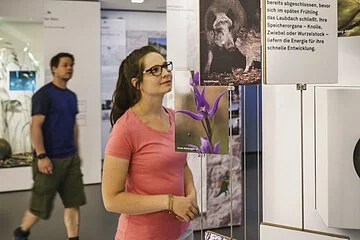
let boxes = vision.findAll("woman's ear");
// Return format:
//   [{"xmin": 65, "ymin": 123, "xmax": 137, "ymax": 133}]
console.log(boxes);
[{"xmin": 130, "ymin": 78, "xmax": 139, "ymax": 89}]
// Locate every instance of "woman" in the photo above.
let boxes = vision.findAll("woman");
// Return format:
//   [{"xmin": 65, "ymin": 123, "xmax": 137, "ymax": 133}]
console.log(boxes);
[{"xmin": 102, "ymin": 45, "xmax": 199, "ymax": 240}]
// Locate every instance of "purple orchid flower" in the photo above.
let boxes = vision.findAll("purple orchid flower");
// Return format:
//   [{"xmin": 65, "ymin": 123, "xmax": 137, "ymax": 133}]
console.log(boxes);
[
  {"xmin": 189, "ymin": 71, "xmax": 200, "ymax": 86},
  {"xmin": 176, "ymin": 88, "xmax": 227, "ymax": 121},
  {"xmin": 188, "ymin": 137, "xmax": 220, "ymax": 154}
]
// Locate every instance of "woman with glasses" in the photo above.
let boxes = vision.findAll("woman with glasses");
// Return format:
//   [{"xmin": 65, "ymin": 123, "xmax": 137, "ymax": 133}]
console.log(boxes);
[{"xmin": 102, "ymin": 45, "xmax": 199, "ymax": 240}]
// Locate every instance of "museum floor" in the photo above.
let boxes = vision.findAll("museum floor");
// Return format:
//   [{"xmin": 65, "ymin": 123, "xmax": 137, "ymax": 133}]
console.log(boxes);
[{"xmin": 0, "ymin": 153, "xmax": 261, "ymax": 240}]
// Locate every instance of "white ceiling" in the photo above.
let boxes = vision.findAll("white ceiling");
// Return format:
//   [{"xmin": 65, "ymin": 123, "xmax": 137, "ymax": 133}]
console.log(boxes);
[{"xmin": 100, "ymin": 0, "xmax": 166, "ymax": 12}]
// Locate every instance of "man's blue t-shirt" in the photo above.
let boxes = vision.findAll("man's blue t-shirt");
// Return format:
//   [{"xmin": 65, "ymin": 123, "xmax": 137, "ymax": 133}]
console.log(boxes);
[{"xmin": 31, "ymin": 82, "xmax": 78, "ymax": 158}]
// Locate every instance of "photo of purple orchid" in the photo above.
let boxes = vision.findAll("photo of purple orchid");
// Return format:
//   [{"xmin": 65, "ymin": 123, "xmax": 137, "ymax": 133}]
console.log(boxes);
[{"xmin": 174, "ymin": 71, "xmax": 229, "ymax": 154}]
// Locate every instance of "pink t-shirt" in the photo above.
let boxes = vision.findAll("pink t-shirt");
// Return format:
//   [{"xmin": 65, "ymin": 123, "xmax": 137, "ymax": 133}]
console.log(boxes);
[{"xmin": 105, "ymin": 108, "xmax": 189, "ymax": 240}]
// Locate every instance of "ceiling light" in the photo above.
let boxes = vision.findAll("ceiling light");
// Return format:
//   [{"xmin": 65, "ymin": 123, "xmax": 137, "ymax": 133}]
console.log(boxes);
[{"xmin": 131, "ymin": 0, "xmax": 144, "ymax": 3}]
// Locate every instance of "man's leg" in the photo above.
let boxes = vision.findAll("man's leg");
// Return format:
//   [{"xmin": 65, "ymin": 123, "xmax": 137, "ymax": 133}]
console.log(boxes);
[
  {"xmin": 20, "ymin": 209, "xmax": 40, "ymax": 231},
  {"xmin": 15, "ymin": 158, "xmax": 58, "ymax": 239},
  {"xmin": 14, "ymin": 210, "xmax": 40, "ymax": 239},
  {"xmin": 60, "ymin": 154, "xmax": 86, "ymax": 239},
  {"xmin": 64, "ymin": 207, "xmax": 80, "ymax": 238}
]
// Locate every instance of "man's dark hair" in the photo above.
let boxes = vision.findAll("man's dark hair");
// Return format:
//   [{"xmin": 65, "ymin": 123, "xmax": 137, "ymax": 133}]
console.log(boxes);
[{"xmin": 50, "ymin": 52, "xmax": 75, "ymax": 75}]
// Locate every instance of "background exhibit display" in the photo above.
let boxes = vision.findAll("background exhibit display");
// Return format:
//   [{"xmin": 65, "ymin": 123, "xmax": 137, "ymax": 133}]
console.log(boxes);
[
  {"xmin": 0, "ymin": 22, "xmax": 43, "ymax": 169},
  {"xmin": 167, "ymin": 0, "xmax": 246, "ymax": 235},
  {"xmin": 174, "ymin": 70, "xmax": 242, "ymax": 230}
]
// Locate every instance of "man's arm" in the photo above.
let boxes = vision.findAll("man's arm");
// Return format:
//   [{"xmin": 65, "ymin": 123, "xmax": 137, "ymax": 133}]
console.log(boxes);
[
  {"xmin": 74, "ymin": 122, "xmax": 79, "ymax": 150},
  {"xmin": 31, "ymin": 115, "xmax": 53, "ymax": 174},
  {"xmin": 31, "ymin": 115, "xmax": 46, "ymax": 156}
]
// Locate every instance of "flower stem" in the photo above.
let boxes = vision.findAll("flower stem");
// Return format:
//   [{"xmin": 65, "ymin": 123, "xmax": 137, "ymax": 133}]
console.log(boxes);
[
  {"xmin": 205, "ymin": 117, "xmax": 213, "ymax": 143},
  {"xmin": 201, "ymin": 119, "xmax": 211, "ymax": 141}
]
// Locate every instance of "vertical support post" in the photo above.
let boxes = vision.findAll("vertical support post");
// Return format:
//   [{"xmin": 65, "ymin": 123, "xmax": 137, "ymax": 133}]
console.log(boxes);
[{"xmin": 296, "ymin": 83, "xmax": 306, "ymax": 230}]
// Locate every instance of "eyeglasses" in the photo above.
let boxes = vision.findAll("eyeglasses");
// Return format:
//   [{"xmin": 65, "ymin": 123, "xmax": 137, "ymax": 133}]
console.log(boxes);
[{"xmin": 143, "ymin": 61, "xmax": 173, "ymax": 76}]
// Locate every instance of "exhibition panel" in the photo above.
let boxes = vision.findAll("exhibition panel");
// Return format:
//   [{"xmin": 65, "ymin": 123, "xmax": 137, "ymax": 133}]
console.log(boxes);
[
  {"xmin": 262, "ymin": 0, "xmax": 360, "ymax": 239},
  {"xmin": 315, "ymin": 87, "xmax": 360, "ymax": 229},
  {"xmin": 167, "ymin": 0, "xmax": 262, "ymax": 239}
]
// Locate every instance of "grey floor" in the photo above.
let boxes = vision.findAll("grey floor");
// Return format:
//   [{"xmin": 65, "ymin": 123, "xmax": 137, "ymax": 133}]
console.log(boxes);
[{"xmin": 0, "ymin": 153, "xmax": 261, "ymax": 240}]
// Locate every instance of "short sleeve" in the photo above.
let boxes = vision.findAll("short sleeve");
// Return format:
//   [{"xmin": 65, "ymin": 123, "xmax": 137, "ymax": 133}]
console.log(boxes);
[
  {"xmin": 31, "ymin": 89, "xmax": 51, "ymax": 116},
  {"xmin": 105, "ymin": 121, "xmax": 133, "ymax": 160},
  {"xmin": 74, "ymin": 93, "xmax": 79, "ymax": 114}
]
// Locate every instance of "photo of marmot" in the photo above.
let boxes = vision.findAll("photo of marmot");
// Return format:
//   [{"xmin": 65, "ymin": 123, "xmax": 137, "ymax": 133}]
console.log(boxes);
[{"xmin": 200, "ymin": 0, "xmax": 261, "ymax": 86}]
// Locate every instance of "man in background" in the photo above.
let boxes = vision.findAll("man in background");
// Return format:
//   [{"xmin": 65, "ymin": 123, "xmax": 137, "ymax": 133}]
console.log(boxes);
[{"xmin": 14, "ymin": 52, "xmax": 86, "ymax": 240}]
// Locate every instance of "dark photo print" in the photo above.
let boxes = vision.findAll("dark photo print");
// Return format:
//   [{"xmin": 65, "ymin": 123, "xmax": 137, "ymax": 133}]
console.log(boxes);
[
  {"xmin": 200, "ymin": 0, "xmax": 261, "ymax": 86},
  {"xmin": 9, "ymin": 71, "xmax": 36, "ymax": 91},
  {"xmin": 148, "ymin": 37, "xmax": 167, "ymax": 59}
]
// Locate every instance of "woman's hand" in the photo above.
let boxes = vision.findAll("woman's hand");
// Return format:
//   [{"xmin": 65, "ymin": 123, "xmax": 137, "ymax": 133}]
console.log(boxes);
[{"xmin": 172, "ymin": 196, "xmax": 199, "ymax": 222}]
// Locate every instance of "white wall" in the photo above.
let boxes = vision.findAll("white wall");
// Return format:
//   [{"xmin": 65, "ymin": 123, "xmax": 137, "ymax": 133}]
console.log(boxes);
[
  {"xmin": 101, "ymin": 10, "xmax": 166, "ymax": 31},
  {"xmin": 44, "ymin": 1, "xmax": 102, "ymax": 185},
  {"xmin": 262, "ymin": 84, "xmax": 302, "ymax": 227}
]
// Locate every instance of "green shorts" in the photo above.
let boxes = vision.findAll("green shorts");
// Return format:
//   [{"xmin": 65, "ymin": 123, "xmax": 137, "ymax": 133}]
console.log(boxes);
[{"xmin": 30, "ymin": 153, "xmax": 86, "ymax": 219}]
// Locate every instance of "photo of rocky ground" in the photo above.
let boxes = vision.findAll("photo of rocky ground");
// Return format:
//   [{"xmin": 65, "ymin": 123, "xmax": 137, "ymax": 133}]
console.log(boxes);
[
  {"xmin": 191, "ymin": 135, "xmax": 242, "ymax": 230},
  {"xmin": 204, "ymin": 68, "xmax": 261, "ymax": 86}
]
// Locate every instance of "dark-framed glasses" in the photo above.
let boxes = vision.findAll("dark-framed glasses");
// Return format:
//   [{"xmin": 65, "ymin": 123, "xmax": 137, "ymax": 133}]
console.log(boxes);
[{"xmin": 143, "ymin": 61, "xmax": 173, "ymax": 76}]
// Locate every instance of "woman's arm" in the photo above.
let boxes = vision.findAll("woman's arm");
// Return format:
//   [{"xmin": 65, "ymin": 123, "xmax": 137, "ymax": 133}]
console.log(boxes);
[
  {"xmin": 184, "ymin": 163, "xmax": 197, "ymax": 201},
  {"xmin": 181, "ymin": 162, "xmax": 199, "ymax": 220},
  {"xmin": 101, "ymin": 154, "xmax": 168, "ymax": 214},
  {"xmin": 102, "ymin": 155, "xmax": 199, "ymax": 222}
]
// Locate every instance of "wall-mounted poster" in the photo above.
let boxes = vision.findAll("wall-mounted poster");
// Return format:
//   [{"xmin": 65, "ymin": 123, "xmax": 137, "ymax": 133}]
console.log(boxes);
[
  {"xmin": 9, "ymin": 71, "xmax": 36, "ymax": 91},
  {"xmin": 338, "ymin": 0, "xmax": 360, "ymax": 37},
  {"xmin": 148, "ymin": 37, "xmax": 167, "ymax": 58},
  {"xmin": 175, "ymin": 71, "xmax": 229, "ymax": 154},
  {"xmin": 199, "ymin": 0, "xmax": 261, "ymax": 86},
  {"xmin": 127, "ymin": 31, "xmax": 166, "ymax": 56},
  {"xmin": 101, "ymin": 18, "xmax": 126, "ymax": 159},
  {"xmin": 101, "ymin": 99, "xmax": 112, "ymax": 121}
]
